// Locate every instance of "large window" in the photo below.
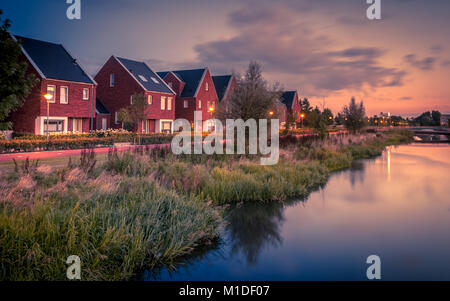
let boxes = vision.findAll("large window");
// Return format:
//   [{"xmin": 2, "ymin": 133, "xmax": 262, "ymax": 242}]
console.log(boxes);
[
  {"xmin": 161, "ymin": 121, "xmax": 172, "ymax": 134},
  {"xmin": 83, "ymin": 88, "xmax": 89, "ymax": 100},
  {"xmin": 167, "ymin": 97, "xmax": 172, "ymax": 111},
  {"xmin": 161, "ymin": 96, "xmax": 166, "ymax": 110},
  {"xmin": 44, "ymin": 119, "xmax": 64, "ymax": 133},
  {"xmin": 47, "ymin": 85, "xmax": 56, "ymax": 103},
  {"xmin": 110, "ymin": 74, "xmax": 115, "ymax": 87},
  {"xmin": 60, "ymin": 86, "xmax": 68, "ymax": 104}
]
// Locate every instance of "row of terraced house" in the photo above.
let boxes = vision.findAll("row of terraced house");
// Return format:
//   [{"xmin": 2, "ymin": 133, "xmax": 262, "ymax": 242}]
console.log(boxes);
[{"xmin": 7, "ymin": 35, "xmax": 301, "ymax": 135}]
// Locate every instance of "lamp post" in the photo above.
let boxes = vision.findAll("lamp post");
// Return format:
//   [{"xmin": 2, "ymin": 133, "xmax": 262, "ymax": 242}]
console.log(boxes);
[
  {"xmin": 300, "ymin": 113, "xmax": 305, "ymax": 128},
  {"xmin": 43, "ymin": 93, "xmax": 53, "ymax": 141}
]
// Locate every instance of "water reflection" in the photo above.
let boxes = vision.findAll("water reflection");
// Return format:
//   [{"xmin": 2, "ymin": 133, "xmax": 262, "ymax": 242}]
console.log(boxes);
[
  {"xmin": 224, "ymin": 202, "xmax": 285, "ymax": 264},
  {"xmin": 144, "ymin": 144, "xmax": 450, "ymax": 281}
]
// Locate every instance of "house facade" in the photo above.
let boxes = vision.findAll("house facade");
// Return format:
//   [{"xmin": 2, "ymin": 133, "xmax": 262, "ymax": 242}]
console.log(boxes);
[
  {"xmin": 95, "ymin": 56, "xmax": 176, "ymax": 133},
  {"xmin": 212, "ymin": 75, "xmax": 236, "ymax": 111},
  {"xmin": 280, "ymin": 91, "xmax": 302, "ymax": 127},
  {"xmin": 157, "ymin": 68, "xmax": 218, "ymax": 132},
  {"xmin": 8, "ymin": 35, "xmax": 97, "ymax": 135},
  {"xmin": 95, "ymin": 98, "xmax": 111, "ymax": 130}
]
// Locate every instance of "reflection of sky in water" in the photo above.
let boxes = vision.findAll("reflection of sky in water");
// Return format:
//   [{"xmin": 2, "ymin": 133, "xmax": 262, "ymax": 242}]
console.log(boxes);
[{"xmin": 143, "ymin": 144, "xmax": 450, "ymax": 281}]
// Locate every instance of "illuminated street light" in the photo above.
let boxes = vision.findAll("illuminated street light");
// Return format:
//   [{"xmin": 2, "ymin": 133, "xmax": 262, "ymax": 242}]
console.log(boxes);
[
  {"xmin": 43, "ymin": 93, "xmax": 53, "ymax": 142},
  {"xmin": 269, "ymin": 111, "xmax": 274, "ymax": 116},
  {"xmin": 209, "ymin": 106, "xmax": 215, "ymax": 112},
  {"xmin": 300, "ymin": 113, "xmax": 305, "ymax": 128}
]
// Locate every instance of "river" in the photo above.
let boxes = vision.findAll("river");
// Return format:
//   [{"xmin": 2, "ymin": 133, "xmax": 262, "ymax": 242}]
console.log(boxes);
[{"xmin": 143, "ymin": 143, "xmax": 450, "ymax": 281}]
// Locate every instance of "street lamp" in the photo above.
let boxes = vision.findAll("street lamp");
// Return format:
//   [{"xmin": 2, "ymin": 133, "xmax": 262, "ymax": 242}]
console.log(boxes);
[
  {"xmin": 300, "ymin": 113, "xmax": 305, "ymax": 128},
  {"xmin": 209, "ymin": 106, "xmax": 215, "ymax": 113},
  {"xmin": 43, "ymin": 93, "xmax": 53, "ymax": 141},
  {"xmin": 269, "ymin": 111, "xmax": 274, "ymax": 116}
]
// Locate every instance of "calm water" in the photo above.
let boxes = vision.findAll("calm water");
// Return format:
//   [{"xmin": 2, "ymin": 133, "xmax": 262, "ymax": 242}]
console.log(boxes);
[{"xmin": 143, "ymin": 144, "xmax": 450, "ymax": 281}]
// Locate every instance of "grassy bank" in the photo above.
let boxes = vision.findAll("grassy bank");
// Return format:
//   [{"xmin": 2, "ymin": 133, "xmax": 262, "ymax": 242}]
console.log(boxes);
[{"xmin": 0, "ymin": 129, "xmax": 413, "ymax": 280}]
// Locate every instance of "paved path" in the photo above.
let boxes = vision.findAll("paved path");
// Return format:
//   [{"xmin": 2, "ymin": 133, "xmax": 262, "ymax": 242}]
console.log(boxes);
[{"xmin": 0, "ymin": 144, "xmax": 170, "ymax": 162}]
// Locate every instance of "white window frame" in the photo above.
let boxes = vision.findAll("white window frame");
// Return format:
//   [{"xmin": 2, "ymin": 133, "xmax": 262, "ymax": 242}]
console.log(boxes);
[
  {"xmin": 115, "ymin": 112, "xmax": 119, "ymax": 124},
  {"xmin": 161, "ymin": 96, "xmax": 166, "ymax": 110},
  {"xmin": 60, "ymin": 86, "xmax": 68, "ymax": 104},
  {"xmin": 184, "ymin": 100, "xmax": 189, "ymax": 109},
  {"xmin": 167, "ymin": 97, "xmax": 172, "ymax": 111},
  {"xmin": 83, "ymin": 88, "xmax": 89, "ymax": 100},
  {"xmin": 110, "ymin": 74, "xmax": 115, "ymax": 87},
  {"xmin": 47, "ymin": 85, "xmax": 56, "ymax": 103},
  {"xmin": 130, "ymin": 95, "xmax": 134, "ymax": 105}
]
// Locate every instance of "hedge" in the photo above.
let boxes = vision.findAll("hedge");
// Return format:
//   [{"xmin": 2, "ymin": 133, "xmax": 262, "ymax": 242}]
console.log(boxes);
[{"xmin": 0, "ymin": 138, "xmax": 114, "ymax": 153}]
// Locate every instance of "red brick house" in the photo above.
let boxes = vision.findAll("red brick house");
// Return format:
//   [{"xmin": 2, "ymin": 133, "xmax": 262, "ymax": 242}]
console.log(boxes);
[
  {"xmin": 157, "ymin": 68, "xmax": 218, "ymax": 132},
  {"xmin": 212, "ymin": 75, "xmax": 236, "ymax": 111},
  {"xmin": 95, "ymin": 56, "xmax": 176, "ymax": 133},
  {"xmin": 280, "ymin": 91, "xmax": 302, "ymax": 127},
  {"xmin": 8, "ymin": 35, "xmax": 97, "ymax": 135}
]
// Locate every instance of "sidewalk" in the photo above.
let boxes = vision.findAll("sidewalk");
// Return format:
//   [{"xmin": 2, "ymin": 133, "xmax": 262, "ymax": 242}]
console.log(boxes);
[{"xmin": 0, "ymin": 143, "xmax": 170, "ymax": 162}]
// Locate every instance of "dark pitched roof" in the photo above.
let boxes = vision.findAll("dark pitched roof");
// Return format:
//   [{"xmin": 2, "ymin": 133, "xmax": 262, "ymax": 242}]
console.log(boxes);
[
  {"xmin": 96, "ymin": 98, "xmax": 110, "ymax": 115},
  {"xmin": 281, "ymin": 91, "xmax": 297, "ymax": 109},
  {"xmin": 212, "ymin": 75, "xmax": 232, "ymax": 102},
  {"xmin": 115, "ymin": 57, "xmax": 174, "ymax": 94},
  {"xmin": 14, "ymin": 35, "xmax": 95, "ymax": 84},
  {"xmin": 157, "ymin": 68, "xmax": 206, "ymax": 98}
]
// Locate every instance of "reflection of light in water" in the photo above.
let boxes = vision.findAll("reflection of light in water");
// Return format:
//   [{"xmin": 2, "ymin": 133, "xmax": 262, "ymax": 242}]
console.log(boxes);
[{"xmin": 387, "ymin": 147, "xmax": 391, "ymax": 182}]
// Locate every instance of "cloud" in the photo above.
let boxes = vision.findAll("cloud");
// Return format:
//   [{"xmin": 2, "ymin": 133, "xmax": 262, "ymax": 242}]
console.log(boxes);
[
  {"xmin": 441, "ymin": 60, "xmax": 450, "ymax": 67},
  {"xmin": 430, "ymin": 44, "xmax": 444, "ymax": 54},
  {"xmin": 403, "ymin": 54, "xmax": 436, "ymax": 71},
  {"xmin": 399, "ymin": 96, "xmax": 413, "ymax": 101},
  {"xmin": 191, "ymin": 3, "xmax": 406, "ymax": 96}
]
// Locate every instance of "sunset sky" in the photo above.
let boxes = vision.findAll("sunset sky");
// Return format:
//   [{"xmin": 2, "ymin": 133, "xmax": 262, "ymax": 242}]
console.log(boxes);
[{"xmin": 3, "ymin": 0, "xmax": 450, "ymax": 116}]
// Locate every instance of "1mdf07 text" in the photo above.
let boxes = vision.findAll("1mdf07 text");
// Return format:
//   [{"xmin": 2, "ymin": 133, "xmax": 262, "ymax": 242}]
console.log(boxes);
[{"xmin": 223, "ymin": 286, "xmax": 270, "ymax": 296}]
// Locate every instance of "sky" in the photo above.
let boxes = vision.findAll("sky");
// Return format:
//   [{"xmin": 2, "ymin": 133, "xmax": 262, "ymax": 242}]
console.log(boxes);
[{"xmin": 2, "ymin": 0, "xmax": 450, "ymax": 116}]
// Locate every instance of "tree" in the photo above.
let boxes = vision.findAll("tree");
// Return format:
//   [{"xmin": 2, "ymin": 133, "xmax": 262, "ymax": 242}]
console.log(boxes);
[
  {"xmin": 342, "ymin": 97, "xmax": 366, "ymax": 133},
  {"xmin": 322, "ymin": 108, "xmax": 334, "ymax": 126},
  {"xmin": 0, "ymin": 10, "xmax": 38, "ymax": 129},
  {"xmin": 431, "ymin": 110, "xmax": 441, "ymax": 126},
  {"xmin": 117, "ymin": 93, "xmax": 148, "ymax": 144},
  {"xmin": 217, "ymin": 61, "xmax": 282, "ymax": 123}
]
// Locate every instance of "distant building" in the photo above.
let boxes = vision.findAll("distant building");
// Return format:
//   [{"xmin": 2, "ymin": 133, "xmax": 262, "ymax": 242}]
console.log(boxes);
[
  {"xmin": 157, "ymin": 68, "xmax": 218, "ymax": 132},
  {"xmin": 280, "ymin": 91, "xmax": 301, "ymax": 126},
  {"xmin": 212, "ymin": 75, "xmax": 236, "ymax": 111},
  {"xmin": 441, "ymin": 113, "xmax": 450, "ymax": 127}
]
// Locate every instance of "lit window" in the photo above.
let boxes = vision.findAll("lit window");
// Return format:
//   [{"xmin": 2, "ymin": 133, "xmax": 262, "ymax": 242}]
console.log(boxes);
[
  {"xmin": 205, "ymin": 82, "xmax": 209, "ymax": 91},
  {"xmin": 151, "ymin": 77, "xmax": 159, "ymax": 84},
  {"xmin": 198, "ymin": 100, "xmax": 202, "ymax": 109},
  {"xmin": 73, "ymin": 118, "xmax": 82, "ymax": 132},
  {"xmin": 167, "ymin": 97, "xmax": 172, "ymax": 111},
  {"xmin": 110, "ymin": 74, "xmax": 115, "ymax": 87},
  {"xmin": 83, "ymin": 88, "xmax": 89, "ymax": 100},
  {"xmin": 47, "ymin": 85, "xmax": 56, "ymax": 103},
  {"xmin": 161, "ymin": 96, "xmax": 166, "ymax": 110},
  {"xmin": 148, "ymin": 95, "xmax": 152, "ymax": 105},
  {"xmin": 184, "ymin": 100, "xmax": 189, "ymax": 108},
  {"xmin": 161, "ymin": 121, "xmax": 172, "ymax": 134},
  {"xmin": 138, "ymin": 75, "xmax": 148, "ymax": 82},
  {"xmin": 44, "ymin": 120, "xmax": 64, "ymax": 133},
  {"xmin": 60, "ymin": 86, "xmax": 68, "ymax": 104}
]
